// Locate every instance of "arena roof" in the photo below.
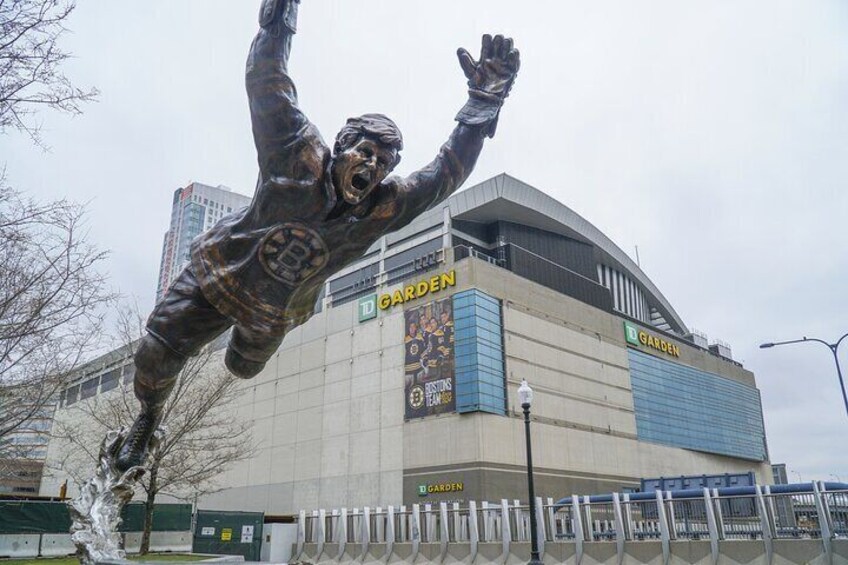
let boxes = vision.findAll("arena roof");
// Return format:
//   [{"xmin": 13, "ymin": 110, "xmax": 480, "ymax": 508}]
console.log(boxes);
[{"xmin": 377, "ymin": 173, "xmax": 689, "ymax": 334}]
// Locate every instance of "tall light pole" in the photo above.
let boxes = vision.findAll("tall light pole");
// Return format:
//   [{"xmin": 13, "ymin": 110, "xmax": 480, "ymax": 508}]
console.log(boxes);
[
  {"xmin": 518, "ymin": 379, "xmax": 543, "ymax": 565},
  {"xmin": 760, "ymin": 333, "xmax": 848, "ymax": 419}
]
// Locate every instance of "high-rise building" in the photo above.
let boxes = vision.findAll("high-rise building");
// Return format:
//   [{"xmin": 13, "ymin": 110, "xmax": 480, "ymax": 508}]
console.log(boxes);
[
  {"xmin": 156, "ymin": 182, "xmax": 251, "ymax": 301},
  {"xmin": 0, "ymin": 404, "xmax": 54, "ymax": 494}
]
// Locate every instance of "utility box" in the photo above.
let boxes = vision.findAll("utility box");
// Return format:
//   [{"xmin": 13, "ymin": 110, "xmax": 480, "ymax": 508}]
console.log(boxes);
[
  {"xmin": 260, "ymin": 523, "xmax": 297, "ymax": 563},
  {"xmin": 193, "ymin": 510, "xmax": 263, "ymax": 561}
]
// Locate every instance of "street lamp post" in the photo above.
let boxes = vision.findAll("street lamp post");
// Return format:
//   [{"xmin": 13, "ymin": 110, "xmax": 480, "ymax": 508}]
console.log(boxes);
[
  {"xmin": 760, "ymin": 333, "xmax": 848, "ymax": 419},
  {"xmin": 518, "ymin": 379, "xmax": 543, "ymax": 565}
]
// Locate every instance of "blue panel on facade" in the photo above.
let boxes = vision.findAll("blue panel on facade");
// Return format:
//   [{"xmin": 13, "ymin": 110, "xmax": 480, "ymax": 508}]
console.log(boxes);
[
  {"xmin": 453, "ymin": 289, "xmax": 506, "ymax": 415},
  {"xmin": 628, "ymin": 349, "xmax": 767, "ymax": 461}
]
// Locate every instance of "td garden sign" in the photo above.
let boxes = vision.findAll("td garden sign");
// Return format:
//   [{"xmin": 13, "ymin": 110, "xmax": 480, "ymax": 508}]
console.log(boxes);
[
  {"xmin": 358, "ymin": 270, "xmax": 457, "ymax": 322},
  {"xmin": 379, "ymin": 270, "xmax": 456, "ymax": 310},
  {"xmin": 624, "ymin": 321, "xmax": 681, "ymax": 358},
  {"xmin": 418, "ymin": 482, "xmax": 464, "ymax": 496}
]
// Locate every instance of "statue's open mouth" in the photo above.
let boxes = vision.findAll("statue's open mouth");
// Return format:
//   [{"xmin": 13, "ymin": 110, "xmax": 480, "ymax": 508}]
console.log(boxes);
[{"xmin": 352, "ymin": 173, "xmax": 370, "ymax": 192}]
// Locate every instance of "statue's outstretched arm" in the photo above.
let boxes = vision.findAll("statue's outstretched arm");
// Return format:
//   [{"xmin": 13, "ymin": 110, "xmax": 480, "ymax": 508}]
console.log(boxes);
[
  {"xmin": 246, "ymin": 0, "xmax": 308, "ymax": 173},
  {"xmin": 392, "ymin": 34, "xmax": 520, "ymax": 225}
]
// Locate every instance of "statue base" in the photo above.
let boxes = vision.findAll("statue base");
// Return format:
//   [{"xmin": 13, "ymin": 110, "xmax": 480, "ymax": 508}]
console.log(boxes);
[{"xmin": 69, "ymin": 428, "xmax": 164, "ymax": 565}]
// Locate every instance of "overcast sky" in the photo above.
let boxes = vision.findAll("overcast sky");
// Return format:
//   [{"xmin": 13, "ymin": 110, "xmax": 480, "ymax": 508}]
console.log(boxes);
[{"xmin": 2, "ymin": 0, "xmax": 846, "ymax": 482}]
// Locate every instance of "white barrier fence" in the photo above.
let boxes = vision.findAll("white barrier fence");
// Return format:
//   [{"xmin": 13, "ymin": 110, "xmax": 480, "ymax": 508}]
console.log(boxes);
[
  {"xmin": 292, "ymin": 482, "xmax": 848, "ymax": 564},
  {"xmin": 0, "ymin": 531, "xmax": 192, "ymax": 558}
]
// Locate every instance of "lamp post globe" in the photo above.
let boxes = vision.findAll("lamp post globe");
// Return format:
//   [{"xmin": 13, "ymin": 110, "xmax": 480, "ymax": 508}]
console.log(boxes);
[
  {"xmin": 519, "ymin": 379, "xmax": 543, "ymax": 565},
  {"xmin": 519, "ymin": 379, "xmax": 534, "ymax": 407}
]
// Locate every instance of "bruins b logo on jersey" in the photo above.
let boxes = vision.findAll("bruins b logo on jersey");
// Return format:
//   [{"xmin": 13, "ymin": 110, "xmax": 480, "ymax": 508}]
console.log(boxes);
[{"xmin": 259, "ymin": 223, "xmax": 329, "ymax": 287}]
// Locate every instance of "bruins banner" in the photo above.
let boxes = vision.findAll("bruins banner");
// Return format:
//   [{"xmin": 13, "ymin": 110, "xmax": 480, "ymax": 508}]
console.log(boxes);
[{"xmin": 404, "ymin": 296, "xmax": 455, "ymax": 419}]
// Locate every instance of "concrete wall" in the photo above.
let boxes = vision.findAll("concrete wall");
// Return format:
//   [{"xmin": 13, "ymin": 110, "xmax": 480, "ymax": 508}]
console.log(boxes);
[
  {"xmin": 39, "ymin": 533, "xmax": 77, "ymax": 557},
  {"xmin": 0, "ymin": 534, "xmax": 40, "ymax": 558},
  {"xmin": 201, "ymin": 297, "xmax": 407, "ymax": 514},
  {"xmin": 42, "ymin": 290, "xmax": 407, "ymax": 512},
  {"xmin": 123, "ymin": 531, "xmax": 192, "ymax": 553}
]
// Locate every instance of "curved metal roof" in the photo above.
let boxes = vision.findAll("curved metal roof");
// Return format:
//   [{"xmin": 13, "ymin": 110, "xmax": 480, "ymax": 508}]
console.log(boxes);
[
  {"xmin": 450, "ymin": 174, "xmax": 686, "ymax": 333},
  {"xmin": 359, "ymin": 173, "xmax": 689, "ymax": 334}
]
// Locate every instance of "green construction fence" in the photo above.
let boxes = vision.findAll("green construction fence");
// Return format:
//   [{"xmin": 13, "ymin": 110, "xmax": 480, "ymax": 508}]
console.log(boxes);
[{"xmin": 0, "ymin": 501, "xmax": 192, "ymax": 534}]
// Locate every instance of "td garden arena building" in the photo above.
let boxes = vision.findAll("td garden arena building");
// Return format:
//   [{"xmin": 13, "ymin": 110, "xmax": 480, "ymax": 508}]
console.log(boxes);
[{"xmin": 42, "ymin": 174, "xmax": 770, "ymax": 512}]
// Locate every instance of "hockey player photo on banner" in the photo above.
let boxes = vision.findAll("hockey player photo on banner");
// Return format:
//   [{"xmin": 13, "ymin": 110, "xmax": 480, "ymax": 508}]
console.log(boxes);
[{"xmin": 403, "ymin": 296, "xmax": 455, "ymax": 419}]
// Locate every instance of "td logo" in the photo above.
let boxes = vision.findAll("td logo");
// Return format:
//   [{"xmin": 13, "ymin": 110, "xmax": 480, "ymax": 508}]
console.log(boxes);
[
  {"xmin": 417, "ymin": 485, "xmax": 428, "ymax": 496},
  {"xmin": 624, "ymin": 321, "xmax": 640, "ymax": 346},
  {"xmin": 358, "ymin": 294, "xmax": 377, "ymax": 323}
]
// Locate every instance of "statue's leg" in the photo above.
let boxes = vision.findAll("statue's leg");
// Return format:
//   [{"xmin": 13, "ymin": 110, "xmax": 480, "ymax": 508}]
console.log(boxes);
[
  {"xmin": 133, "ymin": 335, "xmax": 185, "ymax": 410},
  {"xmin": 113, "ymin": 335, "xmax": 185, "ymax": 471},
  {"xmin": 225, "ymin": 325, "xmax": 286, "ymax": 379},
  {"xmin": 116, "ymin": 267, "xmax": 231, "ymax": 471}
]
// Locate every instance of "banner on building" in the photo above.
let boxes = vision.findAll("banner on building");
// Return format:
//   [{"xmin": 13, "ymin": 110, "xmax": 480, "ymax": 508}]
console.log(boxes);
[{"xmin": 404, "ymin": 296, "xmax": 455, "ymax": 419}]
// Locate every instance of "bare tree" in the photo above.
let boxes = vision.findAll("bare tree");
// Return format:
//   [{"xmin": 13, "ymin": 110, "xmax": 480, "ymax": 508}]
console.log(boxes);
[
  {"xmin": 0, "ymin": 0, "xmax": 105, "ymax": 482},
  {"xmin": 0, "ymin": 176, "xmax": 112, "ymax": 466},
  {"xmin": 53, "ymin": 310, "xmax": 255, "ymax": 555},
  {"xmin": 0, "ymin": 0, "xmax": 98, "ymax": 146}
]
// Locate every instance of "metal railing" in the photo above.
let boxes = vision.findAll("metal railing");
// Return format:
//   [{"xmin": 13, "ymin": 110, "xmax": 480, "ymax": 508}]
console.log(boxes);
[
  {"xmin": 292, "ymin": 482, "xmax": 848, "ymax": 563},
  {"xmin": 453, "ymin": 244, "xmax": 504, "ymax": 267}
]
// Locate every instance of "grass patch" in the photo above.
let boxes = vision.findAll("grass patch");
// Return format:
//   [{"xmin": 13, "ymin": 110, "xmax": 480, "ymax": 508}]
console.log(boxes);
[
  {"xmin": 129, "ymin": 555, "xmax": 208, "ymax": 562},
  {"xmin": 2, "ymin": 558, "xmax": 78, "ymax": 565}
]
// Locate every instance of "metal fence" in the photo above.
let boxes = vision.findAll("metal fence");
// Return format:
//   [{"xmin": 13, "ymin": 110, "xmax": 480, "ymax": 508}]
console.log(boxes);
[{"xmin": 292, "ymin": 482, "xmax": 847, "ymax": 564}]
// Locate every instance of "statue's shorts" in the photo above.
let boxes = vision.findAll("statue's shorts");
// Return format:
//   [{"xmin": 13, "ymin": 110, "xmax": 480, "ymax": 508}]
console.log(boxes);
[{"xmin": 146, "ymin": 266, "xmax": 286, "ymax": 364}]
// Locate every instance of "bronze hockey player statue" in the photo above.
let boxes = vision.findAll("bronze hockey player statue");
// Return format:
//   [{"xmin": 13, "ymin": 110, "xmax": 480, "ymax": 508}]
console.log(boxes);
[{"xmin": 116, "ymin": 0, "xmax": 520, "ymax": 470}]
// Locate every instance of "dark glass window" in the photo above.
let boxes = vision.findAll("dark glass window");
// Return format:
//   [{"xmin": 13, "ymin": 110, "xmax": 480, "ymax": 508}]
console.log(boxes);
[
  {"xmin": 100, "ymin": 368, "xmax": 120, "ymax": 393},
  {"xmin": 65, "ymin": 385, "xmax": 79, "ymax": 406},
  {"xmin": 80, "ymin": 377, "xmax": 100, "ymax": 400},
  {"xmin": 329, "ymin": 262, "xmax": 380, "ymax": 306},
  {"xmin": 384, "ymin": 238, "xmax": 443, "ymax": 284},
  {"xmin": 12, "ymin": 487, "xmax": 38, "ymax": 493}
]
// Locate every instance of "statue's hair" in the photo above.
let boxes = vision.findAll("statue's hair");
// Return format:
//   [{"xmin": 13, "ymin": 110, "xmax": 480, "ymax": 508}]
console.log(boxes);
[{"xmin": 334, "ymin": 114, "xmax": 403, "ymax": 165}]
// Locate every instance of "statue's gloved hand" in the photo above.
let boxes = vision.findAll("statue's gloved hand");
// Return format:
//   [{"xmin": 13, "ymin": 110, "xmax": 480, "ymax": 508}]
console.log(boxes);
[
  {"xmin": 259, "ymin": 0, "xmax": 300, "ymax": 33},
  {"xmin": 456, "ymin": 34, "xmax": 520, "ymax": 137}
]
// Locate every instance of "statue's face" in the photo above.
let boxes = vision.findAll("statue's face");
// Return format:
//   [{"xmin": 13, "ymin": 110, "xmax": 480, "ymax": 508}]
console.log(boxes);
[{"xmin": 331, "ymin": 137, "xmax": 398, "ymax": 205}]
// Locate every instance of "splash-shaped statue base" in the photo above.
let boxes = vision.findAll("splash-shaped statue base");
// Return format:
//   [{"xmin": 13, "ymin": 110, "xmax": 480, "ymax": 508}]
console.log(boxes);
[{"xmin": 68, "ymin": 428, "xmax": 164, "ymax": 565}]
